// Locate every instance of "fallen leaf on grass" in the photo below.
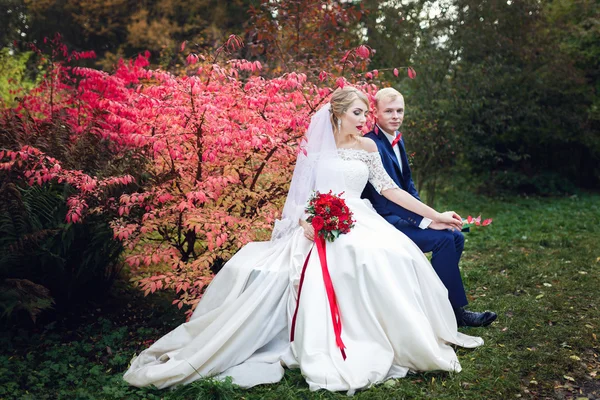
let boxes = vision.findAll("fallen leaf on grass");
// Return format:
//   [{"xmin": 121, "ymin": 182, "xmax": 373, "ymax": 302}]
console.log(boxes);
[
  {"xmin": 536, "ymin": 294, "xmax": 545, "ymax": 299},
  {"xmin": 383, "ymin": 379, "xmax": 397, "ymax": 388},
  {"xmin": 570, "ymin": 355, "xmax": 581, "ymax": 361},
  {"xmin": 564, "ymin": 375, "xmax": 575, "ymax": 382}
]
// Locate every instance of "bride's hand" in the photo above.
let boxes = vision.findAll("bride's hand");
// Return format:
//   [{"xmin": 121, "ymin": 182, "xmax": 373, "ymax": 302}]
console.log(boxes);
[
  {"xmin": 436, "ymin": 211, "xmax": 463, "ymax": 230},
  {"xmin": 300, "ymin": 220, "xmax": 315, "ymax": 241}
]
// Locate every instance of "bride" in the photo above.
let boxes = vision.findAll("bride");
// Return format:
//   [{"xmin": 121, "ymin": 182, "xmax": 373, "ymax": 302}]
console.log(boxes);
[{"xmin": 123, "ymin": 87, "xmax": 484, "ymax": 394}]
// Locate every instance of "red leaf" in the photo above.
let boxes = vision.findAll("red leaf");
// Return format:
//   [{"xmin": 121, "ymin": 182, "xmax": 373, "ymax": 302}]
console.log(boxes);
[
  {"xmin": 482, "ymin": 218, "xmax": 492, "ymax": 226},
  {"xmin": 356, "ymin": 45, "xmax": 370, "ymax": 59},
  {"xmin": 180, "ymin": 41, "xmax": 186, "ymax": 52},
  {"xmin": 407, "ymin": 67, "xmax": 417, "ymax": 79},
  {"xmin": 393, "ymin": 68, "xmax": 399, "ymax": 77},
  {"xmin": 186, "ymin": 54, "xmax": 198, "ymax": 65},
  {"xmin": 340, "ymin": 50, "xmax": 351, "ymax": 63}
]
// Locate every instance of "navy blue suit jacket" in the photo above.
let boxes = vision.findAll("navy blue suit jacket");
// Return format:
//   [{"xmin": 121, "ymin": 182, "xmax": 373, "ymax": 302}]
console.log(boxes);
[{"xmin": 361, "ymin": 128, "xmax": 423, "ymax": 227}]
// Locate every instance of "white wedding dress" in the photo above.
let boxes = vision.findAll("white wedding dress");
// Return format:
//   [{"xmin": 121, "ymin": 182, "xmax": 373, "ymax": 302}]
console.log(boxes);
[{"xmin": 123, "ymin": 149, "xmax": 483, "ymax": 394}]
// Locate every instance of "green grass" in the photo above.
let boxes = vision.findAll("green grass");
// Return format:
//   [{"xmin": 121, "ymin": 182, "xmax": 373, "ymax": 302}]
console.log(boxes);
[{"xmin": 1, "ymin": 193, "xmax": 599, "ymax": 399}]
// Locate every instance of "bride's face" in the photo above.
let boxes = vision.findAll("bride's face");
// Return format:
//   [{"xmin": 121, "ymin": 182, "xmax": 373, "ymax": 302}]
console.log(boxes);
[{"xmin": 339, "ymin": 98, "xmax": 368, "ymax": 135}]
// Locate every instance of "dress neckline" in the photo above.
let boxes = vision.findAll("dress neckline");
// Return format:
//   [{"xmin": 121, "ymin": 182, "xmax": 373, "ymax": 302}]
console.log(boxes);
[
  {"xmin": 337, "ymin": 148, "xmax": 369, "ymax": 154},
  {"xmin": 337, "ymin": 148, "xmax": 378, "ymax": 156}
]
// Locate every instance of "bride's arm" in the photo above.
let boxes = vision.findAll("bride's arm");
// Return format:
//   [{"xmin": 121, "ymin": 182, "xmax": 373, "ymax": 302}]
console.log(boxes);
[
  {"xmin": 381, "ymin": 188, "xmax": 461, "ymax": 229},
  {"xmin": 359, "ymin": 139, "xmax": 462, "ymax": 229}
]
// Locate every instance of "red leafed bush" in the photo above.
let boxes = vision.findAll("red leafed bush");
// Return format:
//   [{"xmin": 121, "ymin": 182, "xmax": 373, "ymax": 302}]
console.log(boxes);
[{"xmin": 1, "ymin": 36, "xmax": 398, "ymax": 318}]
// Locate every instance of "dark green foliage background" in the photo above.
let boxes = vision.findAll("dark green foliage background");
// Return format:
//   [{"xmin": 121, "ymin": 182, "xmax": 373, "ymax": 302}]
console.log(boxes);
[{"xmin": 2, "ymin": 0, "xmax": 599, "ymax": 192}]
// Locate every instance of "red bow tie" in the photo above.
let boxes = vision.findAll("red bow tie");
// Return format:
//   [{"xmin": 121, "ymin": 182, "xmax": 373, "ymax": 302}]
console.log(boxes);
[{"xmin": 391, "ymin": 132, "xmax": 402, "ymax": 147}]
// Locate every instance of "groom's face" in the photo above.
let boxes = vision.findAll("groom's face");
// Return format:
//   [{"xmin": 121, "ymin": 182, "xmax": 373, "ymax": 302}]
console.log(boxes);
[{"xmin": 375, "ymin": 96, "xmax": 405, "ymax": 134}]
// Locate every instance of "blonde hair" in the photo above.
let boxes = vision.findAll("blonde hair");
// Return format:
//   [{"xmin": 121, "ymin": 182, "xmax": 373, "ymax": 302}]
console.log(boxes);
[
  {"xmin": 330, "ymin": 87, "xmax": 369, "ymax": 134},
  {"xmin": 374, "ymin": 87, "xmax": 403, "ymax": 108}
]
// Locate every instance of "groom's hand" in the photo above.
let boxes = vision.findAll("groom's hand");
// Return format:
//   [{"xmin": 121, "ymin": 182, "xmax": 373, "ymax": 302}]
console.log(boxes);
[{"xmin": 429, "ymin": 221, "xmax": 460, "ymax": 231}]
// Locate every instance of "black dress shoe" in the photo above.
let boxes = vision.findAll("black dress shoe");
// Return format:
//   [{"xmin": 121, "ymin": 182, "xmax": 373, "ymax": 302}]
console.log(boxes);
[{"xmin": 455, "ymin": 307, "xmax": 497, "ymax": 327}]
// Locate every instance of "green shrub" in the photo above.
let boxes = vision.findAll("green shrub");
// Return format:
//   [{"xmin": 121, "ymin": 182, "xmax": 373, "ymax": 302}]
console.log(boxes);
[{"xmin": 477, "ymin": 170, "xmax": 578, "ymax": 196}]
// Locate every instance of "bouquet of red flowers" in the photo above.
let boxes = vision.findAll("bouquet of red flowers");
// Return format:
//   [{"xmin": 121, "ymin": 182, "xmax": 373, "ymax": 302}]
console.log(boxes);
[{"xmin": 305, "ymin": 190, "xmax": 355, "ymax": 242}]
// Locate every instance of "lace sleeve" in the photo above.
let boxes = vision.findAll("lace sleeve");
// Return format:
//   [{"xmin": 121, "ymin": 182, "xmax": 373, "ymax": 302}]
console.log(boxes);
[{"xmin": 366, "ymin": 152, "xmax": 399, "ymax": 194}]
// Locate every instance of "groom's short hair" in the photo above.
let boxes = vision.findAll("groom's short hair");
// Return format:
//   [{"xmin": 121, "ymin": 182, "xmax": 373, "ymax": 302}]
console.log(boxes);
[{"xmin": 375, "ymin": 88, "xmax": 403, "ymax": 107}]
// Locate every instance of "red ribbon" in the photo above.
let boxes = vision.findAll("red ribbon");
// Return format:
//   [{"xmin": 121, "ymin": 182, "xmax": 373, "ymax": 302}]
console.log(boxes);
[
  {"xmin": 290, "ymin": 247, "xmax": 312, "ymax": 343},
  {"xmin": 290, "ymin": 238, "xmax": 347, "ymax": 360}
]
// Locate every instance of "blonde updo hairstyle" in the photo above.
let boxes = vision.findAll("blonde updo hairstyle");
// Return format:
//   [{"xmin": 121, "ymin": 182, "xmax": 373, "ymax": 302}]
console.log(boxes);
[{"xmin": 329, "ymin": 87, "xmax": 369, "ymax": 135}]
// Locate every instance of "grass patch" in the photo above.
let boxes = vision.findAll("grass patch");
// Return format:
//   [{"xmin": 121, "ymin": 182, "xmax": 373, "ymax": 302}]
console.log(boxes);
[{"xmin": 1, "ymin": 193, "xmax": 599, "ymax": 399}]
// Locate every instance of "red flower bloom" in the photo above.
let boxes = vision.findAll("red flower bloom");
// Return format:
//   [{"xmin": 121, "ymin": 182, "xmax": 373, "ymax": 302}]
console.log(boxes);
[
  {"xmin": 330, "ymin": 205, "xmax": 342, "ymax": 217},
  {"xmin": 312, "ymin": 216, "xmax": 325, "ymax": 231}
]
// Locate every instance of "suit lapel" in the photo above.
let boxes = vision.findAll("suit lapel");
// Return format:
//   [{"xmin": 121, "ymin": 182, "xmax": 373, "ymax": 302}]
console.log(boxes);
[{"xmin": 397, "ymin": 139, "xmax": 410, "ymax": 183}]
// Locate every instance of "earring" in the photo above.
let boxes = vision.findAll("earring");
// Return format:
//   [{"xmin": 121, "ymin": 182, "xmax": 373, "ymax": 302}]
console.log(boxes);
[{"xmin": 337, "ymin": 119, "xmax": 341, "ymax": 131}]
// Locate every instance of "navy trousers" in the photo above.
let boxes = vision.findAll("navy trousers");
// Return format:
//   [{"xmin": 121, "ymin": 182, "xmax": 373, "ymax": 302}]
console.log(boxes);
[{"xmin": 393, "ymin": 221, "xmax": 469, "ymax": 309}]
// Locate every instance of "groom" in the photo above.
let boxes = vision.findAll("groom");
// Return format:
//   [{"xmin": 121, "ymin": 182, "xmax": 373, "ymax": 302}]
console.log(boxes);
[{"xmin": 362, "ymin": 88, "xmax": 497, "ymax": 327}]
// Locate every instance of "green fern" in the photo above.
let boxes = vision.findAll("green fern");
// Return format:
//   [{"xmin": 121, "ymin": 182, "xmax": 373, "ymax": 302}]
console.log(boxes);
[
  {"xmin": 0, "ymin": 181, "xmax": 124, "ymax": 318},
  {"xmin": 0, "ymin": 279, "xmax": 54, "ymax": 322}
]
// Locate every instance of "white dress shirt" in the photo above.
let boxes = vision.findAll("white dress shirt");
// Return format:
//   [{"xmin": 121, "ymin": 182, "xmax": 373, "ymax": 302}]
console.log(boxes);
[{"xmin": 378, "ymin": 125, "xmax": 432, "ymax": 229}]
